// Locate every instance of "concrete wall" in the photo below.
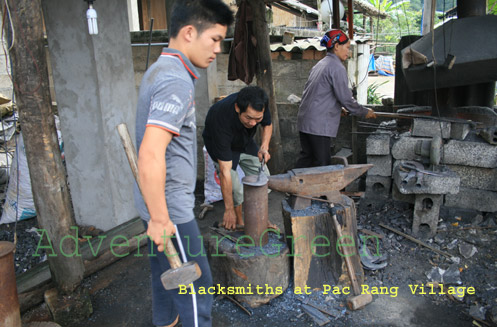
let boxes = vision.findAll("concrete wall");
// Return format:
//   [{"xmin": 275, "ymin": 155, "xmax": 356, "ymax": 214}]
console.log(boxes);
[{"xmin": 42, "ymin": 0, "xmax": 138, "ymax": 231}]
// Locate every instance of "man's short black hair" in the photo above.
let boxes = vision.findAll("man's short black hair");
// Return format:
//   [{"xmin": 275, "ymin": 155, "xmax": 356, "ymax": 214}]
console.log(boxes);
[
  {"xmin": 236, "ymin": 86, "xmax": 269, "ymax": 113},
  {"xmin": 169, "ymin": 0, "xmax": 234, "ymax": 38}
]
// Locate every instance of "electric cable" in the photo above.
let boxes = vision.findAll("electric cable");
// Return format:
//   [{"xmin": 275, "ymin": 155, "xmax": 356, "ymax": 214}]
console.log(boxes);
[{"xmin": 429, "ymin": 6, "xmax": 446, "ymax": 166}]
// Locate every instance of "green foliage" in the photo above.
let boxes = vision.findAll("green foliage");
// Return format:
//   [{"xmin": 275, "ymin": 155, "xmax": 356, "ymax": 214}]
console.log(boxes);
[
  {"xmin": 489, "ymin": 0, "xmax": 497, "ymax": 15},
  {"xmin": 369, "ymin": 0, "xmax": 394, "ymax": 12},
  {"xmin": 367, "ymin": 81, "xmax": 387, "ymax": 105}
]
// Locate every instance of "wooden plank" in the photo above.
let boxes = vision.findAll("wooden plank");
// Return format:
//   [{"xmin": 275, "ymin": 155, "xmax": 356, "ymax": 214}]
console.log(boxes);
[
  {"xmin": 17, "ymin": 217, "xmax": 146, "ymax": 312},
  {"xmin": 140, "ymin": 0, "xmax": 167, "ymax": 30}
]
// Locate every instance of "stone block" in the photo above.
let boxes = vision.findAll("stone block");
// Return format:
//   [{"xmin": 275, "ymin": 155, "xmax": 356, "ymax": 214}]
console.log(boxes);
[
  {"xmin": 365, "ymin": 175, "xmax": 391, "ymax": 199},
  {"xmin": 392, "ymin": 164, "xmax": 460, "ymax": 195},
  {"xmin": 412, "ymin": 119, "xmax": 451, "ymax": 139},
  {"xmin": 366, "ymin": 134, "xmax": 391, "ymax": 155},
  {"xmin": 367, "ymin": 155, "xmax": 392, "ymax": 176},
  {"xmin": 450, "ymin": 122, "xmax": 471, "ymax": 140},
  {"xmin": 442, "ymin": 140, "xmax": 497, "ymax": 168},
  {"xmin": 391, "ymin": 134, "xmax": 430, "ymax": 160},
  {"xmin": 445, "ymin": 187, "xmax": 497, "ymax": 212},
  {"xmin": 392, "ymin": 183, "xmax": 415, "ymax": 204},
  {"xmin": 446, "ymin": 165, "xmax": 497, "ymax": 191}
]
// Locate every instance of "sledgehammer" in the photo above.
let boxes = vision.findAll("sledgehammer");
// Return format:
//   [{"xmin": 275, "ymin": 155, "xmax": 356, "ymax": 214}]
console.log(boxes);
[
  {"xmin": 329, "ymin": 204, "xmax": 373, "ymax": 310},
  {"xmin": 117, "ymin": 123, "xmax": 201, "ymax": 290}
]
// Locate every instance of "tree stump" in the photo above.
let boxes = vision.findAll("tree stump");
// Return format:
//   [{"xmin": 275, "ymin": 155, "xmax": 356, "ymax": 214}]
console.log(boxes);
[
  {"xmin": 208, "ymin": 231, "xmax": 290, "ymax": 308},
  {"xmin": 282, "ymin": 195, "xmax": 364, "ymax": 290}
]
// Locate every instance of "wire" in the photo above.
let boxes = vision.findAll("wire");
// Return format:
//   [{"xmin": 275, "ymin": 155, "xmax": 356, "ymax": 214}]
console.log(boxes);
[
  {"xmin": 429, "ymin": 4, "xmax": 445, "ymax": 166},
  {"xmin": 2, "ymin": 0, "xmax": 14, "ymax": 51},
  {"xmin": 3, "ymin": 0, "xmax": 43, "ymax": 96}
]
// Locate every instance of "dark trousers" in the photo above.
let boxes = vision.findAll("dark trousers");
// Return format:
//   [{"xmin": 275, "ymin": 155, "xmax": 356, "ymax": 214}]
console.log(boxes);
[
  {"xmin": 144, "ymin": 219, "xmax": 213, "ymax": 327},
  {"xmin": 295, "ymin": 132, "xmax": 333, "ymax": 168}
]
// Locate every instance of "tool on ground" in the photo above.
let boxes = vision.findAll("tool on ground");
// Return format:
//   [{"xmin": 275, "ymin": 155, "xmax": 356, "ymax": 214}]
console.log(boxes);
[
  {"xmin": 268, "ymin": 164, "xmax": 372, "ymax": 209},
  {"xmin": 358, "ymin": 238, "xmax": 388, "ymax": 271},
  {"xmin": 198, "ymin": 202, "xmax": 213, "ymax": 220},
  {"xmin": 116, "ymin": 123, "xmax": 201, "ymax": 290},
  {"xmin": 209, "ymin": 226, "xmax": 240, "ymax": 243},
  {"xmin": 379, "ymin": 223, "xmax": 452, "ymax": 258},
  {"xmin": 329, "ymin": 204, "xmax": 373, "ymax": 310}
]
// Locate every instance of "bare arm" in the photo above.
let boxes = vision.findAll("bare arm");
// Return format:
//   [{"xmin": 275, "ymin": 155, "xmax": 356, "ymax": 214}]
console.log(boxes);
[
  {"xmin": 218, "ymin": 159, "xmax": 237, "ymax": 230},
  {"xmin": 138, "ymin": 126, "xmax": 176, "ymax": 252},
  {"xmin": 258, "ymin": 124, "xmax": 273, "ymax": 162}
]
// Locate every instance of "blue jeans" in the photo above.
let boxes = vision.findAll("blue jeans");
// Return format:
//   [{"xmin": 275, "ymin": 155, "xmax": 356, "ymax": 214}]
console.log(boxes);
[{"xmin": 144, "ymin": 219, "xmax": 213, "ymax": 327}]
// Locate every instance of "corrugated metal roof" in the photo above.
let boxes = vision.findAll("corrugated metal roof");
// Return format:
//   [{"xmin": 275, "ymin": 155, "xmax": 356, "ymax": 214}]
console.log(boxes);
[
  {"xmin": 270, "ymin": 35, "xmax": 372, "ymax": 52},
  {"xmin": 270, "ymin": 37, "xmax": 324, "ymax": 52}
]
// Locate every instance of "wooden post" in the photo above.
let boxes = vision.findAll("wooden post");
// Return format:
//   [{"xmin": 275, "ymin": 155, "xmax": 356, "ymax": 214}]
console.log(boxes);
[
  {"xmin": 332, "ymin": 0, "xmax": 341, "ymax": 29},
  {"xmin": 6, "ymin": 0, "xmax": 84, "ymax": 292},
  {"xmin": 249, "ymin": 0, "xmax": 285, "ymax": 174}
]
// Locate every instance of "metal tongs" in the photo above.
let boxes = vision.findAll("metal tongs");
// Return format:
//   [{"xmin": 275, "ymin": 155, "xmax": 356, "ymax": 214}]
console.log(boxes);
[{"xmin": 242, "ymin": 157, "xmax": 268, "ymax": 187}]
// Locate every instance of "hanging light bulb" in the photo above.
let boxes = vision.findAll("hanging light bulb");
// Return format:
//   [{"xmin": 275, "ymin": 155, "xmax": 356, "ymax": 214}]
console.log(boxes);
[{"xmin": 86, "ymin": 1, "xmax": 98, "ymax": 35}]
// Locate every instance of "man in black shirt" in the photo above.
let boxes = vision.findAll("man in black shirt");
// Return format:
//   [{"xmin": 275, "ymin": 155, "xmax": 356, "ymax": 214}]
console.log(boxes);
[{"xmin": 203, "ymin": 86, "xmax": 274, "ymax": 230}]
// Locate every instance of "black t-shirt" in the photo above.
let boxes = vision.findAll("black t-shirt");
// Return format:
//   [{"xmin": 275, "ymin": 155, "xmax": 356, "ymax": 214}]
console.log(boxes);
[{"xmin": 202, "ymin": 93, "xmax": 271, "ymax": 169}]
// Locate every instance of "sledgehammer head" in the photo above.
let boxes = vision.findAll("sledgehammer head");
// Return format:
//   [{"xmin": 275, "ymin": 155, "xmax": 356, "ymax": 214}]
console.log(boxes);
[
  {"xmin": 160, "ymin": 261, "xmax": 202, "ymax": 290},
  {"xmin": 346, "ymin": 293, "xmax": 373, "ymax": 310}
]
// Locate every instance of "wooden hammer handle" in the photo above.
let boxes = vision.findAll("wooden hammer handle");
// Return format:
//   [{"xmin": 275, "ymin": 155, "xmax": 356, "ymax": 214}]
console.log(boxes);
[
  {"xmin": 330, "ymin": 206, "xmax": 361, "ymax": 296},
  {"xmin": 117, "ymin": 123, "xmax": 182, "ymax": 269}
]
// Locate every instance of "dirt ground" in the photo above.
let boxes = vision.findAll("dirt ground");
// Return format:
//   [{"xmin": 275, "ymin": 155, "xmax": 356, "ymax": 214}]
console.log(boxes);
[{"xmin": 11, "ymin": 183, "xmax": 496, "ymax": 327}]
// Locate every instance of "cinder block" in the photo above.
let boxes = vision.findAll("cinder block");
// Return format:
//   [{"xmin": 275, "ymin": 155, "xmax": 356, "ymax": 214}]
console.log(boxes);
[
  {"xmin": 445, "ymin": 187, "xmax": 497, "ymax": 212},
  {"xmin": 366, "ymin": 134, "xmax": 391, "ymax": 155},
  {"xmin": 446, "ymin": 165, "xmax": 497, "ymax": 191},
  {"xmin": 392, "ymin": 165, "xmax": 460, "ymax": 195},
  {"xmin": 412, "ymin": 119, "xmax": 451, "ymax": 139},
  {"xmin": 367, "ymin": 155, "xmax": 392, "ymax": 176},
  {"xmin": 442, "ymin": 140, "xmax": 497, "ymax": 168},
  {"xmin": 391, "ymin": 134, "xmax": 430, "ymax": 160},
  {"xmin": 450, "ymin": 123, "xmax": 471, "ymax": 140},
  {"xmin": 365, "ymin": 175, "xmax": 392, "ymax": 199},
  {"xmin": 413, "ymin": 194, "xmax": 442, "ymax": 236}
]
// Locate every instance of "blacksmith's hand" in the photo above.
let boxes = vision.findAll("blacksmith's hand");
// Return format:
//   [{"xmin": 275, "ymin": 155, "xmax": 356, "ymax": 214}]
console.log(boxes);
[
  {"xmin": 222, "ymin": 208, "xmax": 237, "ymax": 230},
  {"xmin": 147, "ymin": 218, "xmax": 176, "ymax": 253},
  {"xmin": 365, "ymin": 108, "xmax": 377, "ymax": 119},
  {"xmin": 258, "ymin": 148, "xmax": 271, "ymax": 163}
]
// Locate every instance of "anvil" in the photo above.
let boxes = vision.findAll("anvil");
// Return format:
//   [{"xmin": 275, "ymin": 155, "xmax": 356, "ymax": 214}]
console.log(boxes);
[{"xmin": 268, "ymin": 164, "xmax": 372, "ymax": 209}]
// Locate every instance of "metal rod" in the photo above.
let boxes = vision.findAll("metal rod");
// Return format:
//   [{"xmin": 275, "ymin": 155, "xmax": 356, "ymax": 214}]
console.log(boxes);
[
  {"xmin": 379, "ymin": 223, "xmax": 452, "ymax": 258},
  {"xmin": 145, "ymin": 18, "xmax": 154, "ymax": 70},
  {"xmin": 373, "ymin": 111, "xmax": 478, "ymax": 125}
]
